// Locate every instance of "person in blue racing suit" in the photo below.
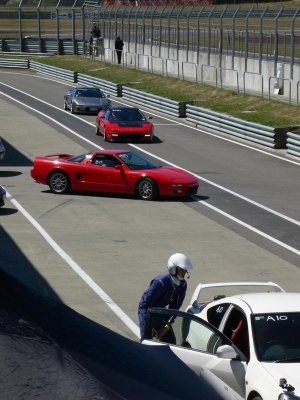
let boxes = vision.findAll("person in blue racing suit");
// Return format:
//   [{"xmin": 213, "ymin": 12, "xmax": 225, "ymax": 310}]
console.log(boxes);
[{"xmin": 138, "ymin": 253, "xmax": 193, "ymax": 342}]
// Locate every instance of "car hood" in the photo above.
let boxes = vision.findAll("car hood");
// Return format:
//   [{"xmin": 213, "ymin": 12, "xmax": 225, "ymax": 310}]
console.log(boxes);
[
  {"xmin": 262, "ymin": 362, "xmax": 300, "ymax": 395},
  {"xmin": 117, "ymin": 121, "xmax": 145, "ymax": 127},
  {"xmin": 74, "ymin": 97, "xmax": 110, "ymax": 106},
  {"xmin": 146, "ymin": 166, "xmax": 198, "ymax": 183}
]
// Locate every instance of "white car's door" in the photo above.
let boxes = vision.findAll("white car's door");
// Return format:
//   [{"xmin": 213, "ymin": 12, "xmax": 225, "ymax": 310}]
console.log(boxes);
[{"xmin": 143, "ymin": 308, "xmax": 246, "ymax": 400}]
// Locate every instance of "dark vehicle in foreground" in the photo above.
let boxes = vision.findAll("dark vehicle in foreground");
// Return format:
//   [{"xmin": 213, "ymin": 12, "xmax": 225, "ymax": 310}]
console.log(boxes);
[
  {"xmin": 0, "ymin": 137, "xmax": 5, "ymax": 160},
  {"xmin": 0, "ymin": 185, "xmax": 6, "ymax": 207},
  {"xmin": 96, "ymin": 107, "xmax": 154, "ymax": 142},
  {"xmin": 30, "ymin": 150, "xmax": 199, "ymax": 200},
  {"xmin": 63, "ymin": 87, "xmax": 111, "ymax": 114}
]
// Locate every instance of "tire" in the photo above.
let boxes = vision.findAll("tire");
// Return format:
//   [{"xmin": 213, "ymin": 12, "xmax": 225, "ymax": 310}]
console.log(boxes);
[
  {"xmin": 71, "ymin": 103, "xmax": 76, "ymax": 114},
  {"xmin": 137, "ymin": 178, "xmax": 158, "ymax": 200},
  {"xmin": 63, "ymin": 100, "xmax": 68, "ymax": 110},
  {"xmin": 48, "ymin": 171, "xmax": 70, "ymax": 194},
  {"xmin": 252, "ymin": 396, "xmax": 262, "ymax": 400},
  {"xmin": 95, "ymin": 123, "xmax": 100, "ymax": 135}
]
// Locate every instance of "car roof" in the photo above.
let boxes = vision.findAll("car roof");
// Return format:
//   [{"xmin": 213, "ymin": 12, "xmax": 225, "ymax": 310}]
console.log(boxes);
[
  {"xmin": 75, "ymin": 87, "xmax": 102, "ymax": 91},
  {"xmin": 91, "ymin": 150, "xmax": 130, "ymax": 156},
  {"xmin": 225, "ymin": 292, "xmax": 300, "ymax": 314},
  {"xmin": 109, "ymin": 107, "xmax": 139, "ymax": 111}
]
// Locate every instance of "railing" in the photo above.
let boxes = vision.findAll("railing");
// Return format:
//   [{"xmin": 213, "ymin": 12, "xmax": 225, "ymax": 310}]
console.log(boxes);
[
  {"xmin": 286, "ymin": 132, "xmax": 300, "ymax": 157},
  {"xmin": 0, "ymin": 58, "xmax": 29, "ymax": 68},
  {"xmin": 30, "ymin": 61, "xmax": 75, "ymax": 82},
  {"xmin": 122, "ymin": 86, "xmax": 185, "ymax": 117},
  {"xmin": 1, "ymin": 57, "xmax": 299, "ymax": 156},
  {"xmin": 186, "ymin": 104, "xmax": 285, "ymax": 149},
  {"xmin": 76, "ymin": 73, "xmax": 122, "ymax": 97}
]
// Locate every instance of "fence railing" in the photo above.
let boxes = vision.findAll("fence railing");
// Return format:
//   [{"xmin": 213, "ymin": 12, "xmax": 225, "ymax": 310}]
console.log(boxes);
[
  {"xmin": 286, "ymin": 132, "xmax": 300, "ymax": 157},
  {"xmin": 186, "ymin": 104, "xmax": 285, "ymax": 149},
  {"xmin": 30, "ymin": 60, "xmax": 75, "ymax": 82},
  {"xmin": 1, "ymin": 58, "xmax": 299, "ymax": 156},
  {"xmin": 0, "ymin": 58, "xmax": 29, "ymax": 68},
  {"xmin": 122, "ymin": 86, "xmax": 185, "ymax": 117},
  {"xmin": 76, "ymin": 73, "xmax": 122, "ymax": 97}
]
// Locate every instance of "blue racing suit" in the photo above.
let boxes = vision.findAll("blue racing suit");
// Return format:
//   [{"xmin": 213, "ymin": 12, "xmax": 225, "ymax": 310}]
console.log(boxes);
[{"xmin": 138, "ymin": 273, "xmax": 187, "ymax": 341}]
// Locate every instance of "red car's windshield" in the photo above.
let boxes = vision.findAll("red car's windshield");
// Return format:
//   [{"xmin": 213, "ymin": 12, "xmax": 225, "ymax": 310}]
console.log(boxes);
[
  {"xmin": 108, "ymin": 109, "xmax": 146, "ymax": 122},
  {"xmin": 118, "ymin": 151, "xmax": 157, "ymax": 170}
]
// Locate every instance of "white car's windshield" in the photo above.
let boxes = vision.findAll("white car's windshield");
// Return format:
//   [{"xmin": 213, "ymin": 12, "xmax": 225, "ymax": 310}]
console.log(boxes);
[{"xmin": 252, "ymin": 312, "xmax": 300, "ymax": 362}]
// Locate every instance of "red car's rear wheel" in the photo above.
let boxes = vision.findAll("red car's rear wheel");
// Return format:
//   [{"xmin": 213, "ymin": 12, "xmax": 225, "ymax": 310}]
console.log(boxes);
[
  {"xmin": 48, "ymin": 171, "xmax": 70, "ymax": 194},
  {"xmin": 137, "ymin": 178, "xmax": 158, "ymax": 200}
]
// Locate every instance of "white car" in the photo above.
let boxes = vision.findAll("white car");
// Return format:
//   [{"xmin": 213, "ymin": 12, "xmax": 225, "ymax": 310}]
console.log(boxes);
[{"xmin": 142, "ymin": 282, "xmax": 300, "ymax": 400}]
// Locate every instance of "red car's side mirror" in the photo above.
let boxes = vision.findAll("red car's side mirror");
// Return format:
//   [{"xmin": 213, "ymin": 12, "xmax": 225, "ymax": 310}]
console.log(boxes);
[{"xmin": 115, "ymin": 164, "xmax": 122, "ymax": 170}]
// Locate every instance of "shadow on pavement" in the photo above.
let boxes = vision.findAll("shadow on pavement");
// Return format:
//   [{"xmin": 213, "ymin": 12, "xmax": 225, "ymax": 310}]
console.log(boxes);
[{"xmin": 0, "ymin": 269, "xmax": 222, "ymax": 400}]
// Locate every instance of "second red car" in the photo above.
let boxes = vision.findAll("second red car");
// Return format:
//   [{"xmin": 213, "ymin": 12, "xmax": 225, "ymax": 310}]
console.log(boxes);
[{"xmin": 96, "ymin": 107, "xmax": 154, "ymax": 142}]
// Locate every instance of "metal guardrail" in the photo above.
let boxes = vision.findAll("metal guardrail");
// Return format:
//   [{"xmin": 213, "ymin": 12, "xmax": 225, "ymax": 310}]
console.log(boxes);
[
  {"xmin": 1, "ymin": 57, "xmax": 299, "ymax": 155},
  {"xmin": 0, "ymin": 58, "xmax": 29, "ymax": 68},
  {"xmin": 122, "ymin": 86, "xmax": 185, "ymax": 118},
  {"xmin": 30, "ymin": 60, "xmax": 75, "ymax": 82},
  {"xmin": 186, "ymin": 104, "xmax": 285, "ymax": 149},
  {"xmin": 76, "ymin": 73, "xmax": 121, "ymax": 97},
  {"xmin": 287, "ymin": 132, "xmax": 300, "ymax": 157}
]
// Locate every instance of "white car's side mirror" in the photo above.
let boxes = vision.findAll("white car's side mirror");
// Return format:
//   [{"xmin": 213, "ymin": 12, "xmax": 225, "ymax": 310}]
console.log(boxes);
[{"xmin": 216, "ymin": 345, "xmax": 238, "ymax": 360}]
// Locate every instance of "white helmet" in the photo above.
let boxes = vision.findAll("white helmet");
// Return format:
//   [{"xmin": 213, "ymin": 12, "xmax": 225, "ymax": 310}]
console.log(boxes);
[{"xmin": 167, "ymin": 253, "xmax": 193, "ymax": 277}]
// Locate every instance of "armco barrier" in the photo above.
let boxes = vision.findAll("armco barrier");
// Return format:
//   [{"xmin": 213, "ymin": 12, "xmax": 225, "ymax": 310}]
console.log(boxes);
[
  {"xmin": 0, "ymin": 58, "xmax": 297, "ymax": 153},
  {"xmin": 0, "ymin": 58, "xmax": 29, "ymax": 68},
  {"xmin": 76, "ymin": 74, "xmax": 121, "ymax": 97},
  {"xmin": 30, "ymin": 60, "xmax": 75, "ymax": 82},
  {"xmin": 122, "ymin": 86, "xmax": 185, "ymax": 118},
  {"xmin": 287, "ymin": 132, "xmax": 300, "ymax": 157},
  {"xmin": 186, "ymin": 104, "xmax": 285, "ymax": 149}
]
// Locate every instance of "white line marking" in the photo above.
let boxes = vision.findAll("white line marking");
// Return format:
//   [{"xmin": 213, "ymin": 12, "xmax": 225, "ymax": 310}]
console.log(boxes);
[
  {"xmin": 128, "ymin": 144, "xmax": 300, "ymax": 228},
  {"xmin": 1, "ymin": 83, "xmax": 299, "ymax": 228},
  {"xmin": 194, "ymin": 198, "xmax": 300, "ymax": 256},
  {"xmin": 1, "ymin": 80, "xmax": 299, "ymax": 336},
  {"xmin": 5, "ymin": 190, "xmax": 140, "ymax": 338}
]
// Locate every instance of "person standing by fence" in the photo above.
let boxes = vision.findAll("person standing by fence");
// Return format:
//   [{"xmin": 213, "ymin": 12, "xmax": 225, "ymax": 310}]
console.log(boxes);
[{"xmin": 115, "ymin": 36, "xmax": 124, "ymax": 65}]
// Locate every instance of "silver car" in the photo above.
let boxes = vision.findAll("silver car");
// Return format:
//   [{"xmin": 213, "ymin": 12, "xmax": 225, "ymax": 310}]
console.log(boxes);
[
  {"xmin": 63, "ymin": 87, "xmax": 111, "ymax": 114},
  {"xmin": 0, "ymin": 137, "xmax": 5, "ymax": 160},
  {"xmin": 0, "ymin": 185, "xmax": 6, "ymax": 207}
]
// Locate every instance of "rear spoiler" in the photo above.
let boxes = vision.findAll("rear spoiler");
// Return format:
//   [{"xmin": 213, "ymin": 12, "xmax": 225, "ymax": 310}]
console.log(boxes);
[{"xmin": 190, "ymin": 281, "xmax": 285, "ymax": 305}]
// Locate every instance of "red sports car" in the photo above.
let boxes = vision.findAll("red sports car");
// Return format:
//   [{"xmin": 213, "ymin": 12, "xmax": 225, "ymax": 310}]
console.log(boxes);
[
  {"xmin": 31, "ymin": 150, "xmax": 199, "ymax": 200},
  {"xmin": 95, "ymin": 107, "xmax": 154, "ymax": 142}
]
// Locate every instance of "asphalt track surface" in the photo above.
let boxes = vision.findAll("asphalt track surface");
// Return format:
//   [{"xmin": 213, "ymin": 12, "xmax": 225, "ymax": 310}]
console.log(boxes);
[{"xmin": 0, "ymin": 69, "xmax": 299, "ymax": 399}]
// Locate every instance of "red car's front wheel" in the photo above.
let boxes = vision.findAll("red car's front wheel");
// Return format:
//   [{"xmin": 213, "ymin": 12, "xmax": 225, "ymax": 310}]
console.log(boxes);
[
  {"xmin": 48, "ymin": 171, "xmax": 70, "ymax": 194},
  {"xmin": 137, "ymin": 178, "xmax": 158, "ymax": 200}
]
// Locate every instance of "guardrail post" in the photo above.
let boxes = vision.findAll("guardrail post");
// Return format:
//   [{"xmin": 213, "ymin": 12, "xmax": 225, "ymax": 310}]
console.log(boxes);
[
  {"xmin": 179, "ymin": 102, "xmax": 187, "ymax": 118},
  {"xmin": 274, "ymin": 128, "xmax": 288, "ymax": 149},
  {"xmin": 117, "ymin": 83, "xmax": 123, "ymax": 97},
  {"xmin": 74, "ymin": 71, "xmax": 78, "ymax": 83}
]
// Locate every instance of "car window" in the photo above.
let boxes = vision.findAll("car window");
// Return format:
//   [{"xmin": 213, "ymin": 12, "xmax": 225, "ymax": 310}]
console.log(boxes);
[
  {"xmin": 145, "ymin": 309, "xmax": 229, "ymax": 354},
  {"xmin": 118, "ymin": 151, "xmax": 156, "ymax": 170},
  {"xmin": 207, "ymin": 303, "xmax": 230, "ymax": 328},
  {"xmin": 67, "ymin": 152, "xmax": 89, "ymax": 163},
  {"xmin": 252, "ymin": 312, "xmax": 300, "ymax": 362},
  {"xmin": 76, "ymin": 88, "xmax": 104, "ymax": 98},
  {"xmin": 91, "ymin": 155, "xmax": 119, "ymax": 168},
  {"xmin": 108, "ymin": 108, "xmax": 146, "ymax": 122},
  {"xmin": 223, "ymin": 307, "xmax": 249, "ymax": 359}
]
